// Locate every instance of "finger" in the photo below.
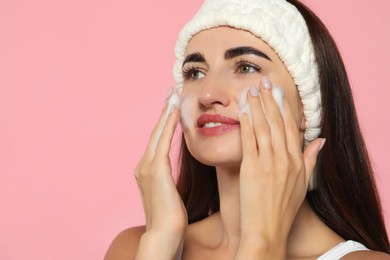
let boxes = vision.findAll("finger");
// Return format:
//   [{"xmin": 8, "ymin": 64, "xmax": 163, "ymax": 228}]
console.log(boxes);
[
  {"xmin": 145, "ymin": 89, "xmax": 181, "ymax": 157},
  {"xmin": 154, "ymin": 92, "xmax": 180, "ymax": 147},
  {"xmin": 258, "ymin": 77, "xmax": 287, "ymax": 152},
  {"xmin": 239, "ymin": 102, "xmax": 257, "ymax": 161},
  {"xmin": 303, "ymin": 138, "xmax": 326, "ymax": 187},
  {"xmin": 238, "ymin": 87, "xmax": 252, "ymax": 125},
  {"xmin": 246, "ymin": 86, "xmax": 273, "ymax": 157},
  {"xmin": 144, "ymin": 89, "xmax": 173, "ymax": 155},
  {"xmin": 155, "ymin": 107, "xmax": 179, "ymax": 159},
  {"xmin": 281, "ymin": 95, "xmax": 303, "ymax": 158}
]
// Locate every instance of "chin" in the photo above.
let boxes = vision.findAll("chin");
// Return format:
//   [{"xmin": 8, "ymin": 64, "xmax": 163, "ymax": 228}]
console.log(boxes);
[
  {"xmin": 193, "ymin": 153, "xmax": 242, "ymax": 168},
  {"xmin": 184, "ymin": 133, "xmax": 243, "ymax": 168}
]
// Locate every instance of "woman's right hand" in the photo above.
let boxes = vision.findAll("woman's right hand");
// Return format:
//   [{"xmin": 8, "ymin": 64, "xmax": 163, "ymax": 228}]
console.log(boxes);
[{"xmin": 134, "ymin": 90, "xmax": 187, "ymax": 259}]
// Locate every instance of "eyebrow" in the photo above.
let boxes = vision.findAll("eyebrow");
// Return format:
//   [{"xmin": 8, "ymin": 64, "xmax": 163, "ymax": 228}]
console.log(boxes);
[
  {"xmin": 182, "ymin": 46, "xmax": 272, "ymax": 68},
  {"xmin": 225, "ymin": 46, "xmax": 272, "ymax": 61},
  {"xmin": 182, "ymin": 52, "xmax": 205, "ymax": 67}
]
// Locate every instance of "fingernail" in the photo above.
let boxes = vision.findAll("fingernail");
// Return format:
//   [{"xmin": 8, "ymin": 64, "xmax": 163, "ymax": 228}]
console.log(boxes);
[
  {"xmin": 261, "ymin": 76, "xmax": 272, "ymax": 90},
  {"xmin": 319, "ymin": 138, "xmax": 326, "ymax": 151},
  {"xmin": 249, "ymin": 86, "xmax": 259, "ymax": 96}
]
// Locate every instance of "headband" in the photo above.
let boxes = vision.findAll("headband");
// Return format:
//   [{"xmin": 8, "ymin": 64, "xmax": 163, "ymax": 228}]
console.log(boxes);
[{"xmin": 173, "ymin": 0, "xmax": 322, "ymax": 144}]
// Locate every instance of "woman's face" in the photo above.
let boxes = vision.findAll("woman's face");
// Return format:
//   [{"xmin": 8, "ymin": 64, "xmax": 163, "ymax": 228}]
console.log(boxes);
[{"xmin": 180, "ymin": 26, "xmax": 305, "ymax": 168}]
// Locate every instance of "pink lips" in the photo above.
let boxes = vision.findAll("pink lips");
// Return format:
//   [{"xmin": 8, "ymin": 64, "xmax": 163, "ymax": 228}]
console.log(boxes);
[{"xmin": 197, "ymin": 114, "xmax": 240, "ymax": 136}]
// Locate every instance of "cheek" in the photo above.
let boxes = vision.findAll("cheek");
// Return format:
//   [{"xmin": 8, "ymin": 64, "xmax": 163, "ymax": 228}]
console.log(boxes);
[
  {"xmin": 180, "ymin": 92, "xmax": 197, "ymax": 130},
  {"xmin": 290, "ymin": 94, "xmax": 304, "ymax": 129}
]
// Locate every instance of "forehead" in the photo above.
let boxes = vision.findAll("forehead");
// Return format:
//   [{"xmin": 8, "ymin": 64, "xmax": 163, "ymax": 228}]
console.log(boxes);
[{"xmin": 184, "ymin": 26, "xmax": 278, "ymax": 60}]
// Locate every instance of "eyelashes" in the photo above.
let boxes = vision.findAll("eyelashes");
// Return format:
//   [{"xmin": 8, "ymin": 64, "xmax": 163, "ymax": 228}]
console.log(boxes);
[
  {"xmin": 182, "ymin": 59, "xmax": 262, "ymax": 81},
  {"xmin": 182, "ymin": 65, "xmax": 205, "ymax": 81},
  {"xmin": 234, "ymin": 59, "xmax": 262, "ymax": 74}
]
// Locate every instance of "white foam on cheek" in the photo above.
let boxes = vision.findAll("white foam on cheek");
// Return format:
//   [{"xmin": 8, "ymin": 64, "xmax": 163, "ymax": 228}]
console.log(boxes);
[
  {"xmin": 155, "ymin": 92, "xmax": 181, "ymax": 147},
  {"xmin": 272, "ymin": 87, "xmax": 284, "ymax": 114},
  {"xmin": 238, "ymin": 87, "xmax": 252, "ymax": 124},
  {"xmin": 168, "ymin": 92, "xmax": 181, "ymax": 111},
  {"xmin": 238, "ymin": 87, "xmax": 249, "ymax": 110},
  {"xmin": 237, "ymin": 86, "xmax": 284, "ymax": 127},
  {"xmin": 180, "ymin": 92, "xmax": 197, "ymax": 130}
]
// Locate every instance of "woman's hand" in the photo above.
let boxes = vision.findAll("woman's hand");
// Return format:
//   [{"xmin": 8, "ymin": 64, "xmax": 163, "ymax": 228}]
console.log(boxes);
[
  {"xmin": 134, "ymin": 90, "xmax": 187, "ymax": 259},
  {"xmin": 236, "ymin": 77, "xmax": 325, "ymax": 259}
]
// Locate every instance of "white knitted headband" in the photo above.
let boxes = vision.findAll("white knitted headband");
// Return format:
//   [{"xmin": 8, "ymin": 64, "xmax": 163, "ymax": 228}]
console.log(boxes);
[{"xmin": 173, "ymin": 0, "xmax": 322, "ymax": 143}]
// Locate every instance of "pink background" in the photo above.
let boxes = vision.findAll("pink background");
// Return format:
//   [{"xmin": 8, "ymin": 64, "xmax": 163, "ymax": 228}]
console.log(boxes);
[{"xmin": 0, "ymin": 0, "xmax": 389, "ymax": 259}]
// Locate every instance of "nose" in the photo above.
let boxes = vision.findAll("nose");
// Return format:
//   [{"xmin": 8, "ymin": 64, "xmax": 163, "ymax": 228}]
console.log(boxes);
[{"xmin": 198, "ymin": 74, "xmax": 230, "ymax": 110}]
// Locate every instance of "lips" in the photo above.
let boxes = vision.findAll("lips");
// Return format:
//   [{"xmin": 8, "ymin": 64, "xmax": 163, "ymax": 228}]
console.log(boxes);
[{"xmin": 197, "ymin": 114, "xmax": 240, "ymax": 136}]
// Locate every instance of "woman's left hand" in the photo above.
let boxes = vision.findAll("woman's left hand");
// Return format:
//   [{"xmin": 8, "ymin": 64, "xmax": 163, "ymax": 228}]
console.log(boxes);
[{"xmin": 235, "ymin": 77, "xmax": 325, "ymax": 259}]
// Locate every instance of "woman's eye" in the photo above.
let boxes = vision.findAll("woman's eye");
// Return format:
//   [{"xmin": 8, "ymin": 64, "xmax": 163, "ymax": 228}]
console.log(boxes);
[
  {"xmin": 183, "ymin": 68, "xmax": 206, "ymax": 80},
  {"xmin": 191, "ymin": 70, "xmax": 206, "ymax": 80},
  {"xmin": 236, "ymin": 61, "xmax": 261, "ymax": 74},
  {"xmin": 239, "ymin": 65, "xmax": 254, "ymax": 73}
]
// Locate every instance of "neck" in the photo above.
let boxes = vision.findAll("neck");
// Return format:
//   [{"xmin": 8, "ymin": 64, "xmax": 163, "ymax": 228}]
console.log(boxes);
[
  {"xmin": 212, "ymin": 166, "xmax": 342, "ymax": 257},
  {"xmin": 213, "ymin": 166, "xmax": 242, "ymax": 250}
]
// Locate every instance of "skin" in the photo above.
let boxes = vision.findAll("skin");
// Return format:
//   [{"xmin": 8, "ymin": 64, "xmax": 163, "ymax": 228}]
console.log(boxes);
[
  {"xmin": 180, "ymin": 92, "xmax": 197, "ymax": 130},
  {"xmin": 104, "ymin": 27, "xmax": 390, "ymax": 260}
]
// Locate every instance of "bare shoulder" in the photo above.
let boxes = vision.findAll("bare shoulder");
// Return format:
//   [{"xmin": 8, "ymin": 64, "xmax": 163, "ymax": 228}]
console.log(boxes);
[
  {"xmin": 342, "ymin": 250, "xmax": 390, "ymax": 259},
  {"xmin": 104, "ymin": 225, "xmax": 146, "ymax": 260}
]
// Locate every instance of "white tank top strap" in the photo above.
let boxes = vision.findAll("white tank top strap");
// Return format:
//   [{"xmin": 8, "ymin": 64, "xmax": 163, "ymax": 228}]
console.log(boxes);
[
  {"xmin": 317, "ymin": 240, "xmax": 369, "ymax": 259},
  {"xmin": 177, "ymin": 239, "xmax": 369, "ymax": 259},
  {"xmin": 177, "ymin": 240, "xmax": 184, "ymax": 260}
]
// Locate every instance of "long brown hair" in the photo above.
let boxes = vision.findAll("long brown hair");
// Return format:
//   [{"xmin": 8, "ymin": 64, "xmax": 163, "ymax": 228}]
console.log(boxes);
[{"xmin": 176, "ymin": 0, "xmax": 390, "ymax": 253}]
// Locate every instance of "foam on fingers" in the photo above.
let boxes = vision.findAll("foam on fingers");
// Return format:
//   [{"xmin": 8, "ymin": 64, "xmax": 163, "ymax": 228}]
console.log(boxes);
[
  {"xmin": 238, "ymin": 87, "xmax": 253, "ymax": 124},
  {"xmin": 155, "ymin": 90, "xmax": 181, "ymax": 148}
]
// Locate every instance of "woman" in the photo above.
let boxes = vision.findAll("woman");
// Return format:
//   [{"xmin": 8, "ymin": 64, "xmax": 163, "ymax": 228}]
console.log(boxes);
[{"xmin": 105, "ymin": 0, "xmax": 390, "ymax": 259}]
